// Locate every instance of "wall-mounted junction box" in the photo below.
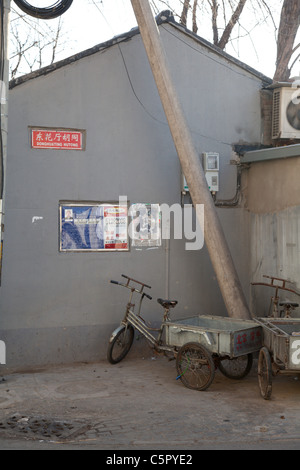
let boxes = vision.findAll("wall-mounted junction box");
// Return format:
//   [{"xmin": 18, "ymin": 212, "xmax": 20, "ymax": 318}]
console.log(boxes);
[
  {"xmin": 181, "ymin": 152, "xmax": 220, "ymax": 195},
  {"xmin": 203, "ymin": 152, "xmax": 219, "ymax": 192}
]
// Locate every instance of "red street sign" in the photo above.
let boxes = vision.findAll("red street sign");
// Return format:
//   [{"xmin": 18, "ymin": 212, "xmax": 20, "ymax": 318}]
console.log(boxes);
[{"xmin": 31, "ymin": 129, "xmax": 84, "ymax": 150}]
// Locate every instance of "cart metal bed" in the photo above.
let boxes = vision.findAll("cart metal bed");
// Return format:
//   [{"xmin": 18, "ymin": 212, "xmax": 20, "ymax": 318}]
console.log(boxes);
[
  {"xmin": 165, "ymin": 314, "xmax": 262, "ymax": 357},
  {"xmin": 254, "ymin": 317, "xmax": 300, "ymax": 399}
]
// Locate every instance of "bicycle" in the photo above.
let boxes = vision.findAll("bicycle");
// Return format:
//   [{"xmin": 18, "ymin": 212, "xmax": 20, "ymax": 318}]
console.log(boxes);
[
  {"xmin": 107, "ymin": 274, "xmax": 176, "ymax": 364},
  {"xmin": 251, "ymin": 275, "xmax": 300, "ymax": 318}
]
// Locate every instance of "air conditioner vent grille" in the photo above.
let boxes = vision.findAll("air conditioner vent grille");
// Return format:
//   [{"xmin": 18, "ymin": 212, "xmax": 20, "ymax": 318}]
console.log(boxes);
[{"xmin": 272, "ymin": 89, "xmax": 281, "ymax": 139}]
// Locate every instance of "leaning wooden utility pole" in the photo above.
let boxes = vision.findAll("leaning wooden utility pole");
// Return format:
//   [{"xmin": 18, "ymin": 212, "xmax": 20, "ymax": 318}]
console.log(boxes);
[{"xmin": 130, "ymin": 0, "xmax": 251, "ymax": 320}]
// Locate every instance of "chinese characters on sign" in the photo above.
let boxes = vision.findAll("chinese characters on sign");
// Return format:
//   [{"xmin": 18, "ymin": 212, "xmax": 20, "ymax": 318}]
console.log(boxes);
[
  {"xmin": 233, "ymin": 327, "xmax": 262, "ymax": 355},
  {"xmin": 32, "ymin": 129, "xmax": 84, "ymax": 150},
  {"xmin": 60, "ymin": 204, "xmax": 129, "ymax": 252}
]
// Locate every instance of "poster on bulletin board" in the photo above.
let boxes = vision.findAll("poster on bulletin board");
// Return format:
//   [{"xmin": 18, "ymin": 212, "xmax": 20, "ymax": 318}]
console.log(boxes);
[
  {"xmin": 129, "ymin": 203, "xmax": 161, "ymax": 248},
  {"xmin": 59, "ymin": 203, "xmax": 129, "ymax": 252}
]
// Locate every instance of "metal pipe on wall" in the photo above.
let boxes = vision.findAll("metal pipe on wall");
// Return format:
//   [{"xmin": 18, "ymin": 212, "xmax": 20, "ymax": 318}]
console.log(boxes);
[
  {"xmin": 0, "ymin": 0, "xmax": 11, "ymax": 283},
  {"xmin": 130, "ymin": 0, "xmax": 251, "ymax": 320}
]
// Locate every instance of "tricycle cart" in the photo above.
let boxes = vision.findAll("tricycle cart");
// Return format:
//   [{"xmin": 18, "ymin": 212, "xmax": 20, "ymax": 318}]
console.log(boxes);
[
  {"xmin": 254, "ymin": 317, "xmax": 300, "ymax": 399},
  {"xmin": 107, "ymin": 275, "xmax": 263, "ymax": 391},
  {"xmin": 166, "ymin": 315, "xmax": 262, "ymax": 391}
]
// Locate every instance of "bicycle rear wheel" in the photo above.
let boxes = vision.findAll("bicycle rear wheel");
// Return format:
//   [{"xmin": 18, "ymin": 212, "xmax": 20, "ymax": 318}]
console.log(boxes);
[
  {"xmin": 219, "ymin": 354, "xmax": 253, "ymax": 379},
  {"xmin": 107, "ymin": 325, "xmax": 134, "ymax": 364},
  {"xmin": 176, "ymin": 342, "xmax": 215, "ymax": 391}
]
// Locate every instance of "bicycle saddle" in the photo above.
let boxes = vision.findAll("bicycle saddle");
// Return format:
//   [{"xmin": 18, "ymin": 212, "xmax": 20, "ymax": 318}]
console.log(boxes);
[
  {"xmin": 157, "ymin": 298, "xmax": 178, "ymax": 309},
  {"xmin": 279, "ymin": 301, "xmax": 299, "ymax": 307}
]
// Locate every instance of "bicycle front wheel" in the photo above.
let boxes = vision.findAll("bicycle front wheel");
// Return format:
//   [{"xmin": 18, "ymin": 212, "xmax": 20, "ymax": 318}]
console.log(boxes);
[
  {"xmin": 107, "ymin": 325, "xmax": 134, "ymax": 364},
  {"xmin": 258, "ymin": 347, "xmax": 272, "ymax": 400},
  {"xmin": 176, "ymin": 342, "xmax": 215, "ymax": 391}
]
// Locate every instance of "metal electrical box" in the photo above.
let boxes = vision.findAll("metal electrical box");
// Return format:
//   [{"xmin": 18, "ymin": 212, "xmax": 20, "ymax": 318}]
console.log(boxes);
[
  {"xmin": 205, "ymin": 171, "xmax": 219, "ymax": 192},
  {"xmin": 203, "ymin": 152, "xmax": 219, "ymax": 192},
  {"xmin": 181, "ymin": 174, "xmax": 189, "ymax": 194},
  {"xmin": 181, "ymin": 152, "xmax": 220, "ymax": 194},
  {"xmin": 203, "ymin": 152, "xmax": 219, "ymax": 171}
]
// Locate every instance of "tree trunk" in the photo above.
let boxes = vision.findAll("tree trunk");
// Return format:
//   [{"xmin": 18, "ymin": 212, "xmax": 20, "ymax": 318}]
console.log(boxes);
[
  {"xmin": 217, "ymin": 0, "xmax": 248, "ymax": 50},
  {"xmin": 180, "ymin": 0, "xmax": 190, "ymax": 26},
  {"xmin": 192, "ymin": 0, "xmax": 198, "ymax": 34},
  {"xmin": 210, "ymin": 0, "xmax": 219, "ymax": 45},
  {"xmin": 273, "ymin": 0, "xmax": 300, "ymax": 82}
]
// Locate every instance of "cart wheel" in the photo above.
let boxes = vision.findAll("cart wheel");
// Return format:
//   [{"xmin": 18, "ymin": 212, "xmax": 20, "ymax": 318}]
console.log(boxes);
[
  {"xmin": 176, "ymin": 342, "xmax": 215, "ymax": 391},
  {"xmin": 107, "ymin": 325, "xmax": 134, "ymax": 364},
  {"xmin": 219, "ymin": 354, "xmax": 253, "ymax": 380},
  {"xmin": 258, "ymin": 347, "xmax": 272, "ymax": 400}
]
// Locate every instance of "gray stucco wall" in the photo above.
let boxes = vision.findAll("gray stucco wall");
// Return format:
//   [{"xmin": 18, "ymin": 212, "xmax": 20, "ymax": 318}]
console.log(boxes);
[{"xmin": 0, "ymin": 21, "xmax": 266, "ymax": 369}]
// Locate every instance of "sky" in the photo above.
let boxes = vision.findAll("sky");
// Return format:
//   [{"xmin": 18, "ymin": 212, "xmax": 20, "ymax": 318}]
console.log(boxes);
[{"xmin": 9, "ymin": 0, "xmax": 300, "ymax": 80}]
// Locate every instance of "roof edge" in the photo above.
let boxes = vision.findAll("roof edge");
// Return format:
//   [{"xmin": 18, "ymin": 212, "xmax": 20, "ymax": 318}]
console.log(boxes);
[
  {"xmin": 9, "ymin": 27, "xmax": 140, "ymax": 89},
  {"xmin": 242, "ymin": 144, "xmax": 300, "ymax": 163},
  {"xmin": 9, "ymin": 10, "xmax": 272, "ymax": 89},
  {"xmin": 162, "ymin": 12, "xmax": 272, "ymax": 85}
]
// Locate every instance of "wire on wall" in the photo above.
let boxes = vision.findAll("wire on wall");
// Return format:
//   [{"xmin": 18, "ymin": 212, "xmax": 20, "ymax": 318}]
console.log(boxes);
[{"xmin": 13, "ymin": 0, "xmax": 73, "ymax": 20}]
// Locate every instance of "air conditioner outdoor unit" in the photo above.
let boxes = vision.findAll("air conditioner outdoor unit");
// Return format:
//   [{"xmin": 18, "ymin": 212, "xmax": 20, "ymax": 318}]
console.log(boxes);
[{"xmin": 272, "ymin": 86, "xmax": 300, "ymax": 139}]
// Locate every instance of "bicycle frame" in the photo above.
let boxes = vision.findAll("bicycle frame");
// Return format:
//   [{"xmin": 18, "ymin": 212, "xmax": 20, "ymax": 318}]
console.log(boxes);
[
  {"xmin": 111, "ymin": 274, "xmax": 173, "ymax": 353},
  {"xmin": 251, "ymin": 275, "xmax": 300, "ymax": 318}
]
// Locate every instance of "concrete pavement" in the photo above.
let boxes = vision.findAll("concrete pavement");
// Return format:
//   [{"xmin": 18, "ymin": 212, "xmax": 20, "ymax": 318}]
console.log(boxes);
[{"xmin": 0, "ymin": 353, "xmax": 299, "ymax": 450}]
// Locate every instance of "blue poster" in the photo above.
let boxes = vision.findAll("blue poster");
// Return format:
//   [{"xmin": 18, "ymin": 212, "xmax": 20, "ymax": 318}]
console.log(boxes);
[
  {"xmin": 60, "ymin": 204, "xmax": 129, "ymax": 251},
  {"xmin": 60, "ymin": 205, "xmax": 104, "ymax": 251}
]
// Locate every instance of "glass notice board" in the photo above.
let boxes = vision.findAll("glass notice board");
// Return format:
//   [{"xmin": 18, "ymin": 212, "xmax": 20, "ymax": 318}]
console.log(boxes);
[{"xmin": 59, "ymin": 203, "xmax": 129, "ymax": 252}]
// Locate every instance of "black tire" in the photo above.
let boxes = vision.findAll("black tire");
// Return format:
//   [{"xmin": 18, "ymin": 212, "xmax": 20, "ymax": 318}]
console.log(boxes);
[
  {"xmin": 107, "ymin": 325, "xmax": 134, "ymax": 364},
  {"xmin": 219, "ymin": 353, "xmax": 253, "ymax": 380},
  {"xmin": 176, "ymin": 342, "xmax": 215, "ymax": 391},
  {"xmin": 258, "ymin": 347, "xmax": 272, "ymax": 400},
  {"xmin": 13, "ymin": 0, "xmax": 73, "ymax": 19}
]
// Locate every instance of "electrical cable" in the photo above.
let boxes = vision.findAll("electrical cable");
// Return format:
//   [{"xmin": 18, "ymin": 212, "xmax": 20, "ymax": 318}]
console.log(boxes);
[
  {"xmin": 13, "ymin": 0, "xmax": 73, "ymax": 20},
  {"xmin": 88, "ymin": 3, "xmax": 235, "ymax": 148}
]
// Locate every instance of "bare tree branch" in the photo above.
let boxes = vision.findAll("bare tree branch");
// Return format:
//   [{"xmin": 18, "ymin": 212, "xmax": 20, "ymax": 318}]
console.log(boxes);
[
  {"xmin": 51, "ymin": 17, "xmax": 63, "ymax": 64},
  {"xmin": 217, "ymin": 0, "xmax": 248, "ymax": 50},
  {"xmin": 192, "ymin": 0, "xmax": 198, "ymax": 33},
  {"xmin": 9, "ymin": 0, "xmax": 300, "ymax": 82},
  {"xmin": 180, "ymin": 0, "xmax": 191, "ymax": 26},
  {"xmin": 9, "ymin": 6, "xmax": 67, "ymax": 78},
  {"xmin": 208, "ymin": 0, "xmax": 219, "ymax": 45}
]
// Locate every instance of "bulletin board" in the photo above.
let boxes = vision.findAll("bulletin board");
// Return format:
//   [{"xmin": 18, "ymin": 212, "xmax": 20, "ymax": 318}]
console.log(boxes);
[{"xmin": 59, "ymin": 203, "xmax": 129, "ymax": 252}]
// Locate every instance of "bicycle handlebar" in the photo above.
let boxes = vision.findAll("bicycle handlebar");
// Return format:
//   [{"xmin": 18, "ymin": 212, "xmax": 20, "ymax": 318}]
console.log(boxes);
[
  {"xmin": 121, "ymin": 274, "xmax": 152, "ymax": 289},
  {"xmin": 110, "ymin": 276, "xmax": 152, "ymax": 300},
  {"xmin": 143, "ymin": 292, "xmax": 153, "ymax": 300},
  {"xmin": 251, "ymin": 274, "xmax": 300, "ymax": 297}
]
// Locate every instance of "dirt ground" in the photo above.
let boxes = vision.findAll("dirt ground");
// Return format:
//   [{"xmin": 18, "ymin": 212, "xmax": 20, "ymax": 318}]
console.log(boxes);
[{"xmin": 0, "ymin": 354, "xmax": 299, "ymax": 450}]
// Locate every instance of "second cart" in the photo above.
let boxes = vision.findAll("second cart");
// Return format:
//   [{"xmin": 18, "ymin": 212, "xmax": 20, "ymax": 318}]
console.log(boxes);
[{"xmin": 166, "ymin": 315, "xmax": 263, "ymax": 390}]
